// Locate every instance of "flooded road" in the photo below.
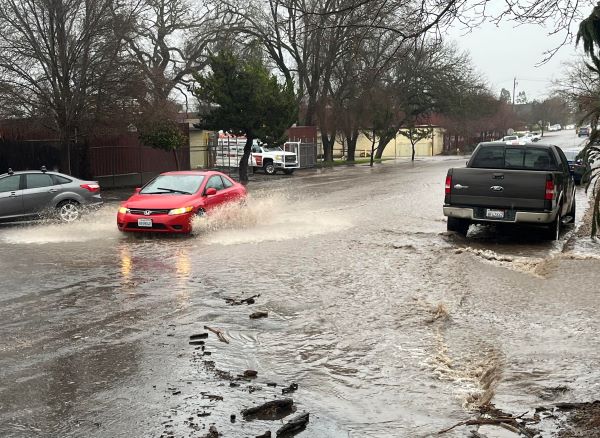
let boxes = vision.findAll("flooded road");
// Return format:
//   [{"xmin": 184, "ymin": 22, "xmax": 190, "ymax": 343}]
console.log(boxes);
[{"xmin": 1, "ymin": 131, "xmax": 599, "ymax": 437}]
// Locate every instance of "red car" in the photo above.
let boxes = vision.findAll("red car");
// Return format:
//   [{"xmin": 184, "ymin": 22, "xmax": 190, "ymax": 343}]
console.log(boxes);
[{"xmin": 117, "ymin": 171, "xmax": 246, "ymax": 233}]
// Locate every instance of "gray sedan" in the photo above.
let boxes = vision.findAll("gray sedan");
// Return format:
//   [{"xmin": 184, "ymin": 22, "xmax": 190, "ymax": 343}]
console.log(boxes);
[{"xmin": 0, "ymin": 169, "xmax": 103, "ymax": 223}]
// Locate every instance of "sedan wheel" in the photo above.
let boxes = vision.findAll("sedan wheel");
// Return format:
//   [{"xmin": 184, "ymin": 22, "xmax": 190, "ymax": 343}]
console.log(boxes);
[{"xmin": 58, "ymin": 201, "xmax": 81, "ymax": 222}]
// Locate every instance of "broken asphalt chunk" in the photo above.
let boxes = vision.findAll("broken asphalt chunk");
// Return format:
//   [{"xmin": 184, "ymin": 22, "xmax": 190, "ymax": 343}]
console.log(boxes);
[
  {"xmin": 281, "ymin": 383, "xmax": 298, "ymax": 394},
  {"xmin": 276, "ymin": 412, "xmax": 309, "ymax": 437},
  {"xmin": 225, "ymin": 294, "xmax": 261, "ymax": 305},
  {"xmin": 203, "ymin": 425, "xmax": 220, "ymax": 438},
  {"xmin": 241, "ymin": 398, "xmax": 294, "ymax": 420},
  {"xmin": 190, "ymin": 333, "xmax": 209, "ymax": 340},
  {"xmin": 250, "ymin": 311, "xmax": 269, "ymax": 319}
]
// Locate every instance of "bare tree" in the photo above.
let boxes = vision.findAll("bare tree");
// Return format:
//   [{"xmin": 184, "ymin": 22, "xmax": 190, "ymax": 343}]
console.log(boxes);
[
  {"xmin": 222, "ymin": 0, "xmax": 424, "ymax": 161},
  {"xmin": 0, "ymin": 0, "xmax": 132, "ymax": 172},
  {"xmin": 121, "ymin": 0, "xmax": 238, "ymax": 110}
]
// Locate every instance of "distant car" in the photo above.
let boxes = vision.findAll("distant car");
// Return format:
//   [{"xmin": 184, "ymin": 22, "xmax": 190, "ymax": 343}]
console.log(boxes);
[
  {"xmin": 578, "ymin": 127, "xmax": 590, "ymax": 137},
  {"xmin": 561, "ymin": 148, "xmax": 589, "ymax": 185},
  {"xmin": 521, "ymin": 132, "xmax": 541, "ymax": 142},
  {"xmin": 0, "ymin": 168, "xmax": 102, "ymax": 223},
  {"xmin": 549, "ymin": 124, "xmax": 562, "ymax": 132},
  {"xmin": 117, "ymin": 170, "xmax": 247, "ymax": 234},
  {"xmin": 565, "ymin": 124, "xmax": 575, "ymax": 130}
]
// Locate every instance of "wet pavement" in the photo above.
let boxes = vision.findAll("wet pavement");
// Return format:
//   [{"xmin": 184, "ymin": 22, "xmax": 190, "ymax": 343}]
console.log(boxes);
[{"xmin": 1, "ymin": 131, "xmax": 599, "ymax": 437}]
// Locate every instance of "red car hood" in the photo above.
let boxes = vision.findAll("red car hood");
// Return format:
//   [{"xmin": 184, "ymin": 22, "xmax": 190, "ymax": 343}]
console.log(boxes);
[{"xmin": 123, "ymin": 193, "xmax": 200, "ymax": 210}]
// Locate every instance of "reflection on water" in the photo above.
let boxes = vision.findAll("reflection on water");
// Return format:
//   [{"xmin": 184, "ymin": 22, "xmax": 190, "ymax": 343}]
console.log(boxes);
[
  {"xmin": 119, "ymin": 245, "xmax": 132, "ymax": 281},
  {"xmin": 175, "ymin": 248, "xmax": 191, "ymax": 278}
]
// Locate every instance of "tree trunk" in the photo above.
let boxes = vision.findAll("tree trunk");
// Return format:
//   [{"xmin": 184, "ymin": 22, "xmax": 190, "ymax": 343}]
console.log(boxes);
[
  {"xmin": 370, "ymin": 129, "xmax": 376, "ymax": 167},
  {"xmin": 375, "ymin": 133, "xmax": 394, "ymax": 159},
  {"xmin": 303, "ymin": 93, "xmax": 318, "ymax": 126},
  {"xmin": 238, "ymin": 135, "xmax": 253, "ymax": 185},
  {"xmin": 411, "ymin": 140, "xmax": 416, "ymax": 161},
  {"xmin": 58, "ymin": 128, "xmax": 72, "ymax": 175},
  {"xmin": 321, "ymin": 129, "xmax": 335, "ymax": 163},
  {"xmin": 173, "ymin": 148, "xmax": 180, "ymax": 170},
  {"xmin": 346, "ymin": 130, "xmax": 358, "ymax": 162}
]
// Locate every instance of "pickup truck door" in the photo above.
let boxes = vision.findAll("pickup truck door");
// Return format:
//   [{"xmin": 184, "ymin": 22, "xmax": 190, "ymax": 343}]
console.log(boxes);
[
  {"xmin": 554, "ymin": 146, "xmax": 575, "ymax": 216},
  {"xmin": 250, "ymin": 146, "xmax": 262, "ymax": 167}
]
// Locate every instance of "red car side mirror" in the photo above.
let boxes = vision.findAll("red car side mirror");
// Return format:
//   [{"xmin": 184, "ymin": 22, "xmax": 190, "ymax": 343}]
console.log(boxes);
[
  {"xmin": 205, "ymin": 187, "xmax": 217, "ymax": 196},
  {"xmin": 134, "ymin": 187, "xmax": 141, "ymax": 193}
]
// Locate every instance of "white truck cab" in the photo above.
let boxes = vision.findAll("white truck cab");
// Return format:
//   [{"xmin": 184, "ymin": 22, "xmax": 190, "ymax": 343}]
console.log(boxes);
[{"xmin": 250, "ymin": 145, "xmax": 299, "ymax": 175}]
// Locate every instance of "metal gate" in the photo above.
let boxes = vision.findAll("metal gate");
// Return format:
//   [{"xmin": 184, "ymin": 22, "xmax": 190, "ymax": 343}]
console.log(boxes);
[
  {"xmin": 283, "ymin": 141, "xmax": 317, "ymax": 168},
  {"xmin": 207, "ymin": 134, "xmax": 253, "ymax": 179}
]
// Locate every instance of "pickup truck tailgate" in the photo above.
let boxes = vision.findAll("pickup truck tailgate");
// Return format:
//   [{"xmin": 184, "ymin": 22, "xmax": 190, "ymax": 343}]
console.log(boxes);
[{"xmin": 449, "ymin": 168, "xmax": 547, "ymax": 210}]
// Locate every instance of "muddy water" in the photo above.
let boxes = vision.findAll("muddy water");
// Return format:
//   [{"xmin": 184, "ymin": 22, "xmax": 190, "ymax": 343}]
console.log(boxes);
[{"xmin": 1, "ymin": 131, "xmax": 599, "ymax": 437}]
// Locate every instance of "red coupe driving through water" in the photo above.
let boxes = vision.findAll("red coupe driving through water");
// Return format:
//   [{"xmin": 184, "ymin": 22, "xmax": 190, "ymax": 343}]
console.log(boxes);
[{"xmin": 117, "ymin": 171, "xmax": 246, "ymax": 233}]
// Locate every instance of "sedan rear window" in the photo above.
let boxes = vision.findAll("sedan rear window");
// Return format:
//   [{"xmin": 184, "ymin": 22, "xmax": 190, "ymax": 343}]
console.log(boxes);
[
  {"xmin": 26, "ymin": 173, "xmax": 54, "ymax": 189},
  {"xmin": 141, "ymin": 175, "xmax": 205, "ymax": 195},
  {"xmin": 471, "ymin": 146, "xmax": 558, "ymax": 171}
]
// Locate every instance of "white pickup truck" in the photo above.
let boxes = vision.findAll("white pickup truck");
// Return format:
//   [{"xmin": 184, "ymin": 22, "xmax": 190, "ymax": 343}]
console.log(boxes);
[{"xmin": 250, "ymin": 145, "xmax": 299, "ymax": 175}]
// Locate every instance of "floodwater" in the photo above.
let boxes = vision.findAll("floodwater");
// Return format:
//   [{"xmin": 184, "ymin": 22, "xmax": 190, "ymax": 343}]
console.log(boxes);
[{"xmin": 1, "ymin": 131, "xmax": 599, "ymax": 437}]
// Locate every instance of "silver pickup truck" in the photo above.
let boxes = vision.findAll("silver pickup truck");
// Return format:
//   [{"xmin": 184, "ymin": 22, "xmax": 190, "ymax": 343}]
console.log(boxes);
[{"xmin": 443, "ymin": 142, "xmax": 576, "ymax": 240}]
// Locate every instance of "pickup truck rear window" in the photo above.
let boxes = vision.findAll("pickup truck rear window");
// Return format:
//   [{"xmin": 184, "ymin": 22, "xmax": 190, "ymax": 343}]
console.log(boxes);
[{"xmin": 470, "ymin": 146, "xmax": 558, "ymax": 171}]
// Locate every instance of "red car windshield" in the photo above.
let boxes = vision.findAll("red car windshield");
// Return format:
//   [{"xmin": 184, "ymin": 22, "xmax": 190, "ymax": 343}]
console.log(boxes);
[{"xmin": 141, "ymin": 175, "xmax": 205, "ymax": 195}]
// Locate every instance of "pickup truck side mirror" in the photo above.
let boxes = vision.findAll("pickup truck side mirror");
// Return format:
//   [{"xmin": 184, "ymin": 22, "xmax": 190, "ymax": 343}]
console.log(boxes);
[{"xmin": 205, "ymin": 187, "xmax": 217, "ymax": 196}]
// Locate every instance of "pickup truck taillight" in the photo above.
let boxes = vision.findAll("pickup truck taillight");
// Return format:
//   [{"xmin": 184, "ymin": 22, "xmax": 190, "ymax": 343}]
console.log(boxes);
[
  {"xmin": 445, "ymin": 175, "xmax": 452, "ymax": 194},
  {"xmin": 544, "ymin": 180, "xmax": 555, "ymax": 200}
]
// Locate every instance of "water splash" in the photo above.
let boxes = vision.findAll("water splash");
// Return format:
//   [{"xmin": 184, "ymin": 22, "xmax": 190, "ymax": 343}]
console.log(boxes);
[
  {"xmin": 0, "ymin": 206, "xmax": 121, "ymax": 245},
  {"xmin": 193, "ymin": 192, "xmax": 352, "ymax": 245}
]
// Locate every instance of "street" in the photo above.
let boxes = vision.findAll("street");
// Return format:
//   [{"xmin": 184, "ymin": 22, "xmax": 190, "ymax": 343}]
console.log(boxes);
[{"xmin": 1, "ymin": 131, "xmax": 599, "ymax": 437}]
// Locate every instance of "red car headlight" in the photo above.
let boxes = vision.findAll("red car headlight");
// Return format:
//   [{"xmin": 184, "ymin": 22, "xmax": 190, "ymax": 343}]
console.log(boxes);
[{"xmin": 168, "ymin": 206, "xmax": 194, "ymax": 215}]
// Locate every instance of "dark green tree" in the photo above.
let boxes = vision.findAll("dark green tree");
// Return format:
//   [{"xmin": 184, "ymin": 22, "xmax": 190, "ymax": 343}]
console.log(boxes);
[
  {"xmin": 499, "ymin": 88, "xmax": 511, "ymax": 104},
  {"xmin": 138, "ymin": 119, "xmax": 188, "ymax": 170},
  {"xmin": 577, "ymin": 3, "xmax": 600, "ymax": 236},
  {"xmin": 193, "ymin": 51, "xmax": 297, "ymax": 184}
]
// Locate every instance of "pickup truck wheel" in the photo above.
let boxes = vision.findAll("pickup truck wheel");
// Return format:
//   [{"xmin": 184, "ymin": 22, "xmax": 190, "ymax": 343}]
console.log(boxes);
[
  {"xmin": 263, "ymin": 161, "xmax": 276, "ymax": 175},
  {"xmin": 545, "ymin": 213, "xmax": 561, "ymax": 241},
  {"xmin": 566, "ymin": 198, "xmax": 576, "ymax": 224},
  {"xmin": 447, "ymin": 217, "xmax": 470, "ymax": 236}
]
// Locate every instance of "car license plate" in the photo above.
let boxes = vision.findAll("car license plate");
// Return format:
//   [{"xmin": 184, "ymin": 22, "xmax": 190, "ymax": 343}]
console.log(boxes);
[
  {"xmin": 485, "ymin": 209, "xmax": 505, "ymax": 219},
  {"xmin": 137, "ymin": 218, "xmax": 153, "ymax": 227}
]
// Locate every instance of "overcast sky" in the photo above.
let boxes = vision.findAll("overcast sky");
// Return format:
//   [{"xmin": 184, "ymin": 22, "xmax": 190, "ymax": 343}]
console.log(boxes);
[{"xmin": 448, "ymin": 19, "xmax": 583, "ymax": 102}]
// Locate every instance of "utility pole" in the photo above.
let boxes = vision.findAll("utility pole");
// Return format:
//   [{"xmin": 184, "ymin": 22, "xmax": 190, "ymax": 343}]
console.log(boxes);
[{"xmin": 512, "ymin": 77, "xmax": 517, "ymax": 107}]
